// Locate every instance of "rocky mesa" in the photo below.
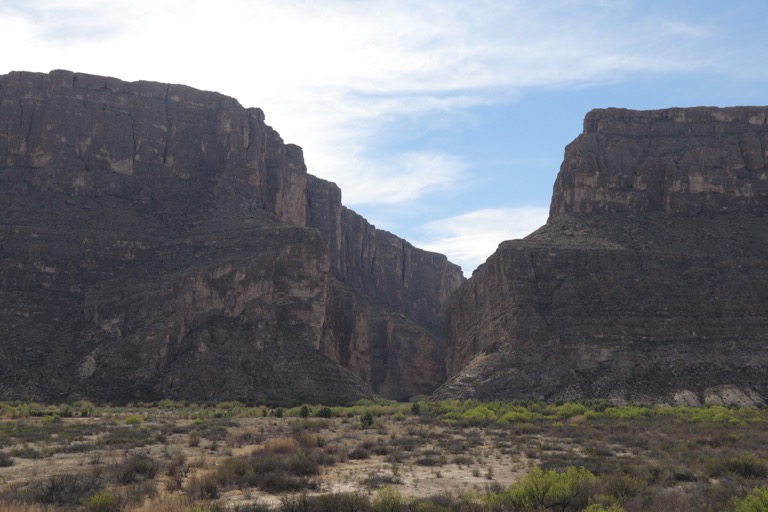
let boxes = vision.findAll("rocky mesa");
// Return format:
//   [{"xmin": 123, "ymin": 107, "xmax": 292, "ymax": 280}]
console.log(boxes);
[
  {"xmin": 0, "ymin": 70, "xmax": 464, "ymax": 404},
  {"xmin": 438, "ymin": 106, "xmax": 768, "ymax": 406}
]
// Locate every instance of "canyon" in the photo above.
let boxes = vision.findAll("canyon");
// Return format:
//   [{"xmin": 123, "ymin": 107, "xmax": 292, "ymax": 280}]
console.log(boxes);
[
  {"xmin": 0, "ymin": 70, "xmax": 462, "ymax": 404},
  {"xmin": 2, "ymin": 70, "xmax": 768, "ymax": 406}
]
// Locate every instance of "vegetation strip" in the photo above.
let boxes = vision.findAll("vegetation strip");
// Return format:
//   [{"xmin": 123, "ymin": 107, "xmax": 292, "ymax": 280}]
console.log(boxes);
[{"xmin": 0, "ymin": 399, "xmax": 766, "ymax": 511}]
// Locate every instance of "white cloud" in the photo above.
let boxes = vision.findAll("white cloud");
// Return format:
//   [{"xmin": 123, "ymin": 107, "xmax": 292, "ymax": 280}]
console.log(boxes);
[
  {"xmin": 340, "ymin": 151, "xmax": 467, "ymax": 206},
  {"xmin": 0, "ymin": 0, "xmax": 727, "ymax": 208},
  {"xmin": 415, "ymin": 206, "xmax": 550, "ymax": 275}
]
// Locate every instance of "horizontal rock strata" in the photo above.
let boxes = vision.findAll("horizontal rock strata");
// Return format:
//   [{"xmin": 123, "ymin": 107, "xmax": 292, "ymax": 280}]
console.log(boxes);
[
  {"xmin": 0, "ymin": 70, "xmax": 463, "ymax": 403},
  {"xmin": 438, "ymin": 107, "xmax": 768, "ymax": 405}
]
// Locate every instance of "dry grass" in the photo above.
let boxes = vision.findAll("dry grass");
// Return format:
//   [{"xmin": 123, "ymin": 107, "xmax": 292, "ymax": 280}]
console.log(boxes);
[{"xmin": 0, "ymin": 401, "xmax": 767, "ymax": 511}]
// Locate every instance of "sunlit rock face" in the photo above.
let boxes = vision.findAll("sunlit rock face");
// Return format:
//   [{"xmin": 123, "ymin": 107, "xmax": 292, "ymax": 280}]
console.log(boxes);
[
  {"xmin": 438, "ymin": 107, "xmax": 768, "ymax": 406},
  {"xmin": 0, "ymin": 70, "xmax": 463, "ymax": 404}
]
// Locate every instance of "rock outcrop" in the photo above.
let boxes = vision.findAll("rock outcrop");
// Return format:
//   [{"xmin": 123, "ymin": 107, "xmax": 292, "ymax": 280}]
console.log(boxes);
[
  {"xmin": 438, "ymin": 107, "xmax": 768, "ymax": 406},
  {"xmin": 0, "ymin": 70, "xmax": 463, "ymax": 403}
]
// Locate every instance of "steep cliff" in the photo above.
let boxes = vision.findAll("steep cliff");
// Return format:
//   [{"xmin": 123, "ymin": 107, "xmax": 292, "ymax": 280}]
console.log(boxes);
[
  {"xmin": 438, "ymin": 107, "xmax": 768, "ymax": 406},
  {"xmin": 0, "ymin": 70, "xmax": 463, "ymax": 403}
]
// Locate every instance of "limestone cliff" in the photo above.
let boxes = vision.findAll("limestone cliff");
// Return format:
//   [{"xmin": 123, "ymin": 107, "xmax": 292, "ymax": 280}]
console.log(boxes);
[
  {"xmin": 0, "ymin": 70, "xmax": 463, "ymax": 403},
  {"xmin": 438, "ymin": 107, "xmax": 768, "ymax": 406}
]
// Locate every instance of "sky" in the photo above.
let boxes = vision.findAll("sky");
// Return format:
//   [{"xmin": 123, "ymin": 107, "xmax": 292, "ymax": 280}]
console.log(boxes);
[{"xmin": 1, "ymin": 0, "xmax": 767, "ymax": 275}]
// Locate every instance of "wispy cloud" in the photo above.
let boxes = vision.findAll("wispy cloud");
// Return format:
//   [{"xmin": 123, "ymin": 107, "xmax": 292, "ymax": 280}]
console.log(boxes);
[
  {"xmin": 0, "ymin": 0, "xmax": 726, "ymax": 207},
  {"xmin": 415, "ymin": 207, "xmax": 550, "ymax": 275},
  {"xmin": 341, "ymin": 151, "xmax": 467, "ymax": 206}
]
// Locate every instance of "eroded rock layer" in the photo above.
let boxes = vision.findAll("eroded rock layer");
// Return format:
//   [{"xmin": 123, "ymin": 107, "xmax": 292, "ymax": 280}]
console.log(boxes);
[
  {"xmin": 0, "ymin": 70, "xmax": 463, "ymax": 403},
  {"xmin": 438, "ymin": 107, "xmax": 768, "ymax": 405}
]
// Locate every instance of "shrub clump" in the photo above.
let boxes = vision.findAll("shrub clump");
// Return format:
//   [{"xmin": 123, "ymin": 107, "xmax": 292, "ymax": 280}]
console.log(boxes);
[
  {"xmin": 0, "ymin": 450, "xmax": 13, "ymax": 467},
  {"xmin": 214, "ymin": 437, "xmax": 328, "ymax": 493},
  {"xmin": 114, "ymin": 452, "xmax": 159, "ymax": 484}
]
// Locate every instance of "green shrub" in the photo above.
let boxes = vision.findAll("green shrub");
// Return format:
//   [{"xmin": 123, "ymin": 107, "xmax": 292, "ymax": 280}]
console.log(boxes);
[
  {"xmin": 735, "ymin": 484, "xmax": 768, "ymax": 512},
  {"xmin": 125, "ymin": 414, "xmax": 143, "ymax": 425},
  {"xmin": 372, "ymin": 487, "xmax": 404, "ymax": 512},
  {"xmin": 82, "ymin": 490, "xmax": 120, "ymax": 512},
  {"xmin": 485, "ymin": 466, "xmax": 597, "ymax": 511},
  {"xmin": 361, "ymin": 411, "xmax": 374, "ymax": 429}
]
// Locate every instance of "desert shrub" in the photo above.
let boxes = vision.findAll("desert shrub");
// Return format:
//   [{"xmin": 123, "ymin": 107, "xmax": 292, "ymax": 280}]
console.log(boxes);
[
  {"xmin": 82, "ymin": 489, "xmax": 120, "ymax": 512},
  {"xmin": 294, "ymin": 432, "xmax": 325, "ymax": 449},
  {"xmin": 584, "ymin": 504, "xmax": 626, "ymax": 512},
  {"xmin": 188, "ymin": 432, "xmax": 202, "ymax": 447},
  {"xmin": 227, "ymin": 430, "xmax": 264, "ymax": 448},
  {"xmin": 58, "ymin": 442, "xmax": 96, "ymax": 454},
  {"xmin": 600, "ymin": 472, "xmax": 645, "ymax": 502},
  {"xmin": 187, "ymin": 473, "xmax": 219, "ymax": 500},
  {"xmin": 485, "ymin": 466, "xmax": 597, "ymax": 511},
  {"xmin": 712, "ymin": 453, "xmax": 768, "ymax": 479},
  {"xmin": 348, "ymin": 447, "xmax": 371, "ymax": 460},
  {"xmin": 0, "ymin": 450, "xmax": 13, "ymax": 467},
  {"xmin": 264, "ymin": 437, "xmax": 298, "ymax": 454},
  {"xmin": 361, "ymin": 411, "xmax": 374, "ymax": 429},
  {"xmin": 125, "ymin": 414, "xmax": 143, "ymax": 425},
  {"xmin": 9, "ymin": 446, "xmax": 44, "ymax": 459},
  {"xmin": 735, "ymin": 484, "xmax": 768, "ymax": 512},
  {"xmin": 452, "ymin": 455, "xmax": 474, "ymax": 465},
  {"xmin": 316, "ymin": 407, "xmax": 333, "ymax": 418},
  {"xmin": 459, "ymin": 405, "xmax": 497, "ymax": 425},
  {"xmin": 279, "ymin": 492, "xmax": 371, "ymax": 512},
  {"xmin": 362, "ymin": 471, "xmax": 403, "ymax": 489},
  {"xmin": 372, "ymin": 487, "xmax": 405, "ymax": 512},
  {"xmin": 292, "ymin": 418, "xmax": 330, "ymax": 432},
  {"xmin": 214, "ymin": 446, "xmax": 321, "ymax": 493},
  {"xmin": 391, "ymin": 436, "xmax": 422, "ymax": 452},
  {"xmin": 165, "ymin": 450, "xmax": 189, "ymax": 491},
  {"xmin": 415, "ymin": 455, "xmax": 446, "ymax": 467},
  {"xmin": 24, "ymin": 473, "xmax": 102, "ymax": 505},
  {"xmin": 99, "ymin": 426, "xmax": 154, "ymax": 448},
  {"xmin": 232, "ymin": 504, "xmax": 272, "ymax": 512},
  {"xmin": 114, "ymin": 452, "xmax": 159, "ymax": 484}
]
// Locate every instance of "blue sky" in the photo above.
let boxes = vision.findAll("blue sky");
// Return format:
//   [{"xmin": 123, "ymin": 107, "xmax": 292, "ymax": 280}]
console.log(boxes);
[{"xmin": 2, "ymin": 0, "xmax": 767, "ymax": 274}]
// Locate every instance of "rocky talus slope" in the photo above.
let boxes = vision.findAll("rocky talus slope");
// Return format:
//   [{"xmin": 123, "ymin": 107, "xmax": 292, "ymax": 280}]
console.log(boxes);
[
  {"xmin": 437, "ymin": 107, "xmax": 768, "ymax": 406},
  {"xmin": 0, "ymin": 70, "xmax": 463, "ymax": 403}
]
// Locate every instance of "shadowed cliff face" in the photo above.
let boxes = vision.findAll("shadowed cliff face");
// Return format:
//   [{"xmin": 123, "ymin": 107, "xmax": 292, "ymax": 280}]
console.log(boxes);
[
  {"xmin": 0, "ymin": 70, "xmax": 463, "ymax": 403},
  {"xmin": 439, "ymin": 107, "xmax": 768, "ymax": 406}
]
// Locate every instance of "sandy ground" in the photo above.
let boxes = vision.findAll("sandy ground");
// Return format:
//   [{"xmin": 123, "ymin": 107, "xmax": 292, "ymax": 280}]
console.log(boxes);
[{"xmin": 0, "ymin": 413, "xmax": 533, "ymax": 508}]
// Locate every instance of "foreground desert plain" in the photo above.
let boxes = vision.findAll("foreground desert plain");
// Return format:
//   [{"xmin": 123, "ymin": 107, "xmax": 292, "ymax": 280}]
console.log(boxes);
[{"xmin": 1, "ymin": 400, "xmax": 768, "ymax": 511}]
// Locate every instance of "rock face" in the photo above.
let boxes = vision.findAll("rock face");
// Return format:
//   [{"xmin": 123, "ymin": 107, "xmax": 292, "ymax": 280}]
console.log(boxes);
[
  {"xmin": 438, "ymin": 107, "xmax": 768, "ymax": 406},
  {"xmin": 0, "ymin": 70, "xmax": 463, "ymax": 403}
]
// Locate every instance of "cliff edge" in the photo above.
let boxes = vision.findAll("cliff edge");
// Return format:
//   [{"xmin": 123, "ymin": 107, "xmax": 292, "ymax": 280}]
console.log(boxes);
[
  {"xmin": 0, "ymin": 70, "xmax": 463, "ymax": 403},
  {"xmin": 438, "ymin": 106, "xmax": 768, "ymax": 406}
]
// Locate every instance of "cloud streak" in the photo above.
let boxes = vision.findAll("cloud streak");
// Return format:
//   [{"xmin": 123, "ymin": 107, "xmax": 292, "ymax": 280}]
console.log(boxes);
[
  {"xmin": 2, "ymin": 0, "xmax": 756, "ymax": 269},
  {"xmin": 415, "ymin": 207, "xmax": 550, "ymax": 275},
  {"xmin": 0, "ymin": 0, "xmax": 727, "ymax": 205}
]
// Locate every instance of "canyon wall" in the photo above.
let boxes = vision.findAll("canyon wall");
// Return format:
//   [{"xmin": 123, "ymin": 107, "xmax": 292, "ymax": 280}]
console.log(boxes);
[
  {"xmin": 0, "ymin": 70, "xmax": 463, "ymax": 403},
  {"xmin": 439, "ymin": 107, "xmax": 768, "ymax": 406}
]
